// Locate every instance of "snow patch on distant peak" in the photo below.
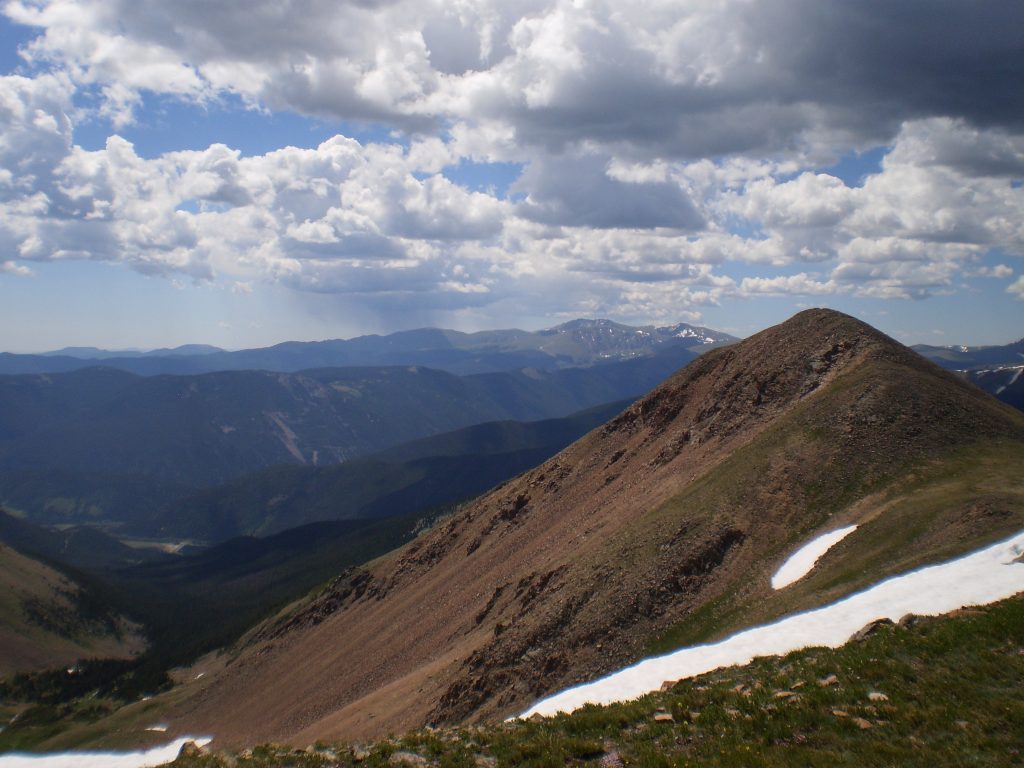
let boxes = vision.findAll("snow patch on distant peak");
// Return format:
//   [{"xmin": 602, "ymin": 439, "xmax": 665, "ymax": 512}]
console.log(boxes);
[
  {"xmin": 0, "ymin": 737, "xmax": 212, "ymax": 768},
  {"xmin": 772, "ymin": 525, "xmax": 858, "ymax": 590},
  {"xmin": 519, "ymin": 530, "xmax": 1024, "ymax": 719}
]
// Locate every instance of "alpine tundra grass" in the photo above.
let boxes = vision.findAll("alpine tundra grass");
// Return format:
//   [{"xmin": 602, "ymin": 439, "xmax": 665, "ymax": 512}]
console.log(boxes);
[{"xmin": 170, "ymin": 593, "xmax": 1024, "ymax": 768}]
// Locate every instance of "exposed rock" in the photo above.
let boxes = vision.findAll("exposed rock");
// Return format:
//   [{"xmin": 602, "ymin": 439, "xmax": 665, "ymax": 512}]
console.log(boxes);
[
  {"xmin": 897, "ymin": 613, "xmax": 920, "ymax": 629},
  {"xmin": 389, "ymin": 750, "xmax": 430, "ymax": 767},
  {"xmin": 178, "ymin": 741, "xmax": 206, "ymax": 759},
  {"xmin": 599, "ymin": 750, "xmax": 626, "ymax": 768},
  {"xmin": 773, "ymin": 690, "xmax": 798, "ymax": 699},
  {"xmin": 852, "ymin": 717, "xmax": 873, "ymax": 730},
  {"xmin": 832, "ymin": 709, "xmax": 849, "ymax": 717},
  {"xmin": 852, "ymin": 617, "xmax": 894, "ymax": 641},
  {"xmin": 868, "ymin": 691, "xmax": 889, "ymax": 702},
  {"xmin": 818, "ymin": 674, "xmax": 839, "ymax": 687},
  {"xmin": 653, "ymin": 712, "xmax": 675, "ymax": 723}
]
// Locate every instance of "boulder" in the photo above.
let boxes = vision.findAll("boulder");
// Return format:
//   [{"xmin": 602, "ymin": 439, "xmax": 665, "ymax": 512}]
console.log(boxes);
[
  {"xmin": 177, "ymin": 741, "xmax": 206, "ymax": 759},
  {"xmin": 852, "ymin": 617, "xmax": 894, "ymax": 641}
]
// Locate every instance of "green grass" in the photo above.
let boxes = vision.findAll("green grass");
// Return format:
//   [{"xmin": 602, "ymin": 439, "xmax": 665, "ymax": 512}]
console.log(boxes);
[
  {"xmin": 643, "ymin": 435, "xmax": 1024, "ymax": 657},
  {"xmin": 167, "ymin": 593, "xmax": 1024, "ymax": 767}
]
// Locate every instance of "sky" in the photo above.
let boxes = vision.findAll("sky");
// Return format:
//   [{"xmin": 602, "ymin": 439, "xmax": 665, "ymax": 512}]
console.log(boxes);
[{"xmin": 0, "ymin": 0, "xmax": 1022, "ymax": 352}]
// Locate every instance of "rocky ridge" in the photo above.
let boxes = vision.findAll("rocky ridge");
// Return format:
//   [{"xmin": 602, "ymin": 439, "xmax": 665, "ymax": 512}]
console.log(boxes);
[{"xmin": 167, "ymin": 309, "xmax": 1024, "ymax": 746}]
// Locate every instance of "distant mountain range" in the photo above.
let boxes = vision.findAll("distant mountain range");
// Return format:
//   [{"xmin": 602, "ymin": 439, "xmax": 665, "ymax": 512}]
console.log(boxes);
[
  {"xmin": 148, "ymin": 399, "xmax": 632, "ymax": 541},
  {"xmin": 0, "ymin": 348, "xmax": 699, "ymax": 534},
  {"xmin": 912, "ymin": 338, "xmax": 1024, "ymax": 370},
  {"xmin": 40, "ymin": 344, "xmax": 224, "ymax": 360},
  {"xmin": 3, "ymin": 319, "xmax": 735, "ymax": 376},
  {"xmin": 912, "ymin": 338, "xmax": 1024, "ymax": 411},
  {"xmin": 964, "ymin": 364, "xmax": 1024, "ymax": 412}
]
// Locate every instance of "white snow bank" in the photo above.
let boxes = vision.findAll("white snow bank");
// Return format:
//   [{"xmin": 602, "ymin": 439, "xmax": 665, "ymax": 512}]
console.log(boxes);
[
  {"xmin": 771, "ymin": 525, "xmax": 858, "ymax": 589},
  {"xmin": 0, "ymin": 737, "xmax": 211, "ymax": 768},
  {"xmin": 521, "ymin": 529, "xmax": 1024, "ymax": 718}
]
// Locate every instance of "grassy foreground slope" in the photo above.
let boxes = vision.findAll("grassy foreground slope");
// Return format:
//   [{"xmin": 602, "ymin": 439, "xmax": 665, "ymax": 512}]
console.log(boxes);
[{"xmin": 170, "ymin": 593, "xmax": 1024, "ymax": 767}]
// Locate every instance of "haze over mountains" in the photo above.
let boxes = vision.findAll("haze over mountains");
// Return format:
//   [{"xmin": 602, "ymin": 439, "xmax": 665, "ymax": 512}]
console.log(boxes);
[
  {"xmin": 149, "ymin": 399, "xmax": 631, "ymax": 541},
  {"xmin": 0, "ymin": 345, "xmax": 703, "ymax": 536},
  {"xmin": 0, "ymin": 320, "xmax": 733, "ymax": 377}
]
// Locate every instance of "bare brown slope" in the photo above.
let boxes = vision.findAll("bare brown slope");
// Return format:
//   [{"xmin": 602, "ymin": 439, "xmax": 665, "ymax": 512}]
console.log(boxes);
[
  {"xmin": 0, "ymin": 544, "xmax": 143, "ymax": 675},
  {"xmin": 168, "ymin": 309, "xmax": 1024, "ymax": 746}
]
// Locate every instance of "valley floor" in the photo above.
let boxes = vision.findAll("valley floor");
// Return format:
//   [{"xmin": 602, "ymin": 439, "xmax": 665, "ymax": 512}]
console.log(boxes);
[{"xmin": 163, "ymin": 591, "xmax": 1024, "ymax": 767}]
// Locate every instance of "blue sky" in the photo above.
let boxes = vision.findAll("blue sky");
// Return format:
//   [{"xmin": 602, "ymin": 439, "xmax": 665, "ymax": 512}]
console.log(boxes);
[{"xmin": 1, "ymin": 2, "xmax": 1022, "ymax": 352}]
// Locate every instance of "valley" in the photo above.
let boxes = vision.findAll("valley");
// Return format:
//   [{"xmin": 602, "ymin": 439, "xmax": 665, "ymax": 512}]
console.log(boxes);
[{"xmin": 0, "ymin": 346, "xmax": 700, "ymax": 536}]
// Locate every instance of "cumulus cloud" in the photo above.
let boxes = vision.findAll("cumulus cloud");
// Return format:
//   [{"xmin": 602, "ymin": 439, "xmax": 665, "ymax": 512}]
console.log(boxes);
[
  {"xmin": 1009, "ymin": 276, "xmax": 1024, "ymax": 300},
  {"xmin": 2, "ymin": 1, "xmax": 1024, "ymax": 324},
  {"xmin": 739, "ymin": 273, "xmax": 838, "ymax": 297},
  {"xmin": 7, "ymin": 0, "xmax": 1024, "ymax": 157},
  {"xmin": 0, "ymin": 260, "xmax": 32, "ymax": 275},
  {"xmin": 514, "ymin": 151, "xmax": 703, "ymax": 230},
  {"xmin": 974, "ymin": 264, "xmax": 1014, "ymax": 279}
]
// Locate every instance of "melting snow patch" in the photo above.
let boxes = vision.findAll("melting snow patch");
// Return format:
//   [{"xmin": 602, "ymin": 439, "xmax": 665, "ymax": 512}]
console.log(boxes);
[
  {"xmin": 0, "ymin": 737, "xmax": 211, "ymax": 768},
  {"xmin": 772, "ymin": 525, "xmax": 858, "ymax": 589},
  {"xmin": 144, "ymin": 725, "xmax": 168, "ymax": 733},
  {"xmin": 520, "ymin": 530, "xmax": 1024, "ymax": 718}
]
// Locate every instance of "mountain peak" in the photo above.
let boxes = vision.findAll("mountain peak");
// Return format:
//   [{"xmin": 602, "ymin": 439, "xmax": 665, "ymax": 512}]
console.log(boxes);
[{"xmin": 166, "ymin": 311, "xmax": 1024, "ymax": 745}]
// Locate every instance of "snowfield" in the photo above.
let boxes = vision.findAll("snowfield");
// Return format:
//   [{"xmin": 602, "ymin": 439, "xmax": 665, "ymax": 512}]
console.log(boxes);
[
  {"xmin": 771, "ymin": 525, "xmax": 858, "ymax": 589},
  {"xmin": 0, "ymin": 738, "xmax": 211, "ymax": 768},
  {"xmin": 520, "ymin": 530, "xmax": 1024, "ymax": 718}
]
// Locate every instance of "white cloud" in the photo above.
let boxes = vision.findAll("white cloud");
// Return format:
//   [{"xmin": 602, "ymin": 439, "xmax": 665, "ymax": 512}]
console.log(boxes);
[
  {"xmin": 971, "ymin": 264, "xmax": 1013, "ymax": 279},
  {"xmin": 739, "ymin": 273, "xmax": 839, "ymax": 297},
  {"xmin": 1008, "ymin": 276, "xmax": 1024, "ymax": 300},
  {"xmin": 0, "ymin": 260, "xmax": 32, "ymax": 275},
  {"xmin": 6, "ymin": 1, "xmax": 1024, "ymax": 159},
  {"xmin": 2, "ymin": 2, "xmax": 1024, "ymax": 325}
]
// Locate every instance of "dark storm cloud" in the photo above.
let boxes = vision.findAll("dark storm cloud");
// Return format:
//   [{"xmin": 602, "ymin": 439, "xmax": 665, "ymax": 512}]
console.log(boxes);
[
  {"xmin": 514, "ymin": 153, "xmax": 704, "ymax": 230},
  {"xmin": 497, "ymin": 0, "xmax": 1024, "ymax": 159}
]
